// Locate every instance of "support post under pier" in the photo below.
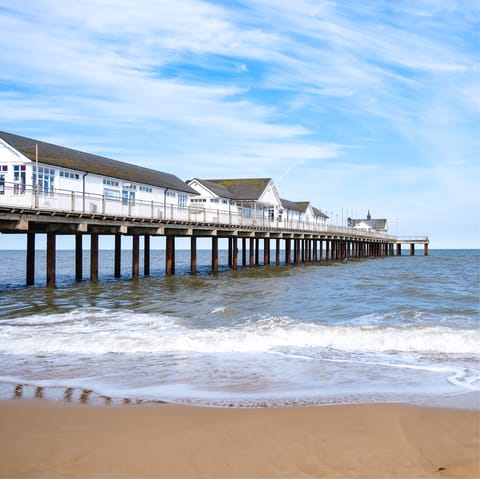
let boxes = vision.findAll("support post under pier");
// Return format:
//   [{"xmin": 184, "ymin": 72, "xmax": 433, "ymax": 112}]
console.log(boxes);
[
  {"xmin": 190, "ymin": 236, "xmax": 197, "ymax": 274},
  {"xmin": 166, "ymin": 235, "xmax": 175, "ymax": 275},
  {"xmin": 232, "ymin": 237, "xmax": 238, "ymax": 270},
  {"xmin": 132, "ymin": 234, "xmax": 139, "ymax": 279},
  {"xmin": 249, "ymin": 238, "xmax": 254, "ymax": 267},
  {"xmin": 46, "ymin": 232, "xmax": 56, "ymax": 288},
  {"xmin": 75, "ymin": 234, "xmax": 82, "ymax": 282},
  {"xmin": 285, "ymin": 238, "xmax": 291, "ymax": 265},
  {"xmin": 114, "ymin": 234, "xmax": 121, "ymax": 278},
  {"xmin": 242, "ymin": 238, "xmax": 246, "ymax": 266},
  {"xmin": 90, "ymin": 233, "xmax": 99, "ymax": 283},
  {"xmin": 26, "ymin": 233, "xmax": 35, "ymax": 286},
  {"xmin": 212, "ymin": 236, "xmax": 218, "ymax": 273},
  {"xmin": 144, "ymin": 235, "xmax": 150, "ymax": 276}
]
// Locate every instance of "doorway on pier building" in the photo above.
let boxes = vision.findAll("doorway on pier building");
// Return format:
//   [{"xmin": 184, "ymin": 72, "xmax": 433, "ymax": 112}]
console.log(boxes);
[{"xmin": 122, "ymin": 190, "xmax": 135, "ymax": 206}]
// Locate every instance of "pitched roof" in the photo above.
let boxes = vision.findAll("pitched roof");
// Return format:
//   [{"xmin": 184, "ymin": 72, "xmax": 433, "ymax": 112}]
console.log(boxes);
[
  {"xmin": 196, "ymin": 178, "xmax": 272, "ymax": 201},
  {"xmin": 280, "ymin": 199, "xmax": 329, "ymax": 218},
  {"xmin": 312, "ymin": 207, "xmax": 329, "ymax": 219},
  {"xmin": 280, "ymin": 198, "xmax": 304, "ymax": 212},
  {"xmin": 294, "ymin": 201, "xmax": 310, "ymax": 212},
  {"xmin": 0, "ymin": 131, "xmax": 197, "ymax": 194},
  {"xmin": 189, "ymin": 179, "xmax": 233, "ymax": 199}
]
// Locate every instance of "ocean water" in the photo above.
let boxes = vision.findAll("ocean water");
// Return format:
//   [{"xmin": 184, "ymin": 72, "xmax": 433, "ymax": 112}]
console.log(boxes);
[{"xmin": 0, "ymin": 248, "xmax": 478, "ymax": 407}]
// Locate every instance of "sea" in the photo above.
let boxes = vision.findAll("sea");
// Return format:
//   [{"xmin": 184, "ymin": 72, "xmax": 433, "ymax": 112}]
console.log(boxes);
[{"xmin": 0, "ymin": 248, "xmax": 478, "ymax": 408}]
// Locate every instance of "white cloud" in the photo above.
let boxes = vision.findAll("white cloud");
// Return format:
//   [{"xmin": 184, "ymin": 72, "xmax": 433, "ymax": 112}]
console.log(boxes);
[{"xmin": 235, "ymin": 63, "xmax": 248, "ymax": 73}]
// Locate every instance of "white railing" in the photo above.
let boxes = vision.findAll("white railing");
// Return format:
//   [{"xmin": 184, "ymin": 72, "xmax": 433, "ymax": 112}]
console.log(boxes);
[
  {"xmin": 396, "ymin": 235, "xmax": 429, "ymax": 242},
  {"xmin": 0, "ymin": 183, "xmax": 397, "ymax": 241}
]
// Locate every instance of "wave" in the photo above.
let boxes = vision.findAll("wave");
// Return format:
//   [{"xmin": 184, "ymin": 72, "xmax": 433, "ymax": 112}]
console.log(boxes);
[{"xmin": 0, "ymin": 308, "xmax": 478, "ymax": 356}]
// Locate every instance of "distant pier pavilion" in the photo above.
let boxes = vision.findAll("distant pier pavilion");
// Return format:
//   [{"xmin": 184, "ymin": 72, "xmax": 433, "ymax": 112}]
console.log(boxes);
[{"xmin": 0, "ymin": 131, "xmax": 429, "ymax": 287}]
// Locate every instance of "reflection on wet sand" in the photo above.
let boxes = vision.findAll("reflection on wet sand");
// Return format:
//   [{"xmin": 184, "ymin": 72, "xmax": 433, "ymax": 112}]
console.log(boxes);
[
  {"xmin": 34, "ymin": 387, "xmax": 44, "ymax": 400},
  {"xmin": 79, "ymin": 389, "xmax": 92, "ymax": 403},
  {"xmin": 64, "ymin": 387, "xmax": 73, "ymax": 402},
  {"xmin": 12, "ymin": 384, "xmax": 136, "ymax": 406},
  {"xmin": 14, "ymin": 384, "xmax": 23, "ymax": 399}
]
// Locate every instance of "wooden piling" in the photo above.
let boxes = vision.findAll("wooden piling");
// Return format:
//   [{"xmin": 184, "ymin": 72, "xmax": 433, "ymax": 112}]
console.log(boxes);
[
  {"xmin": 232, "ymin": 237, "xmax": 238, "ymax": 270},
  {"xmin": 166, "ymin": 235, "xmax": 175, "ymax": 275},
  {"xmin": 249, "ymin": 237, "xmax": 254, "ymax": 267},
  {"xmin": 293, "ymin": 239, "xmax": 298, "ymax": 264},
  {"xmin": 75, "ymin": 234, "xmax": 82, "ymax": 281},
  {"xmin": 90, "ymin": 233, "xmax": 98, "ymax": 283},
  {"xmin": 242, "ymin": 238, "xmax": 247, "ymax": 266},
  {"xmin": 46, "ymin": 233, "xmax": 56, "ymax": 288},
  {"xmin": 144, "ymin": 235, "xmax": 150, "ymax": 276},
  {"xmin": 26, "ymin": 232, "xmax": 35, "ymax": 286},
  {"xmin": 285, "ymin": 238, "xmax": 291, "ymax": 265},
  {"xmin": 132, "ymin": 234, "xmax": 139, "ymax": 279},
  {"xmin": 190, "ymin": 236, "xmax": 197, "ymax": 274},
  {"xmin": 114, "ymin": 234, "xmax": 121, "ymax": 278},
  {"xmin": 228, "ymin": 238, "xmax": 233, "ymax": 267},
  {"xmin": 264, "ymin": 238, "xmax": 270, "ymax": 266},
  {"xmin": 212, "ymin": 236, "xmax": 218, "ymax": 273}
]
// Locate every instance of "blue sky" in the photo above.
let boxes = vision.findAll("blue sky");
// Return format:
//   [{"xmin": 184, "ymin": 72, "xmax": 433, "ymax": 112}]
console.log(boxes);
[{"xmin": 0, "ymin": 0, "xmax": 478, "ymax": 248}]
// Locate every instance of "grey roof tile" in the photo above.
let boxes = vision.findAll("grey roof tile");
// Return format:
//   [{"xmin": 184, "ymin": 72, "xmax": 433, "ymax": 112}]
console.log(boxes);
[{"xmin": 0, "ymin": 131, "xmax": 197, "ymax": 194}]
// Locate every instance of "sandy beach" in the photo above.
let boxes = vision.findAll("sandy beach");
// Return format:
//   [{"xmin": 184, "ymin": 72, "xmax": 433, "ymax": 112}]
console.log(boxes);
[{"xmin": 0, "ymin": 400, "xmax": 478, "ymax": 479}]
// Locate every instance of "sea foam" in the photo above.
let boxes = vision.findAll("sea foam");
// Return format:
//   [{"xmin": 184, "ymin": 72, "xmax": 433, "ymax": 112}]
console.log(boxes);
[{"xmin": 0, "ymin": 308, "xmax": 478, "ymax": 356}]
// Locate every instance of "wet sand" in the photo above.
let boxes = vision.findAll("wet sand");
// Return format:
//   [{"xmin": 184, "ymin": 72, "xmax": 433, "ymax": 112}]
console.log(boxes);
[{"xmin": 0, "ymin": 400, "xmax": 478, "ymax": 479}]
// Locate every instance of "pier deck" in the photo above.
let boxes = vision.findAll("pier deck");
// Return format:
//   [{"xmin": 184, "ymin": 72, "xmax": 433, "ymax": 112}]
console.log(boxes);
[{"xmin": 0, "ymin": 186, "xmax": 429, "ymax": 287}]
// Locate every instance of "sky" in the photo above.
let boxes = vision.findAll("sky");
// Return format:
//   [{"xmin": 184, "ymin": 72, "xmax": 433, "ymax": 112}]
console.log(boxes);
[{"xmin": 0, "ymin": 0, "xmax": 478, "ymax": 249}]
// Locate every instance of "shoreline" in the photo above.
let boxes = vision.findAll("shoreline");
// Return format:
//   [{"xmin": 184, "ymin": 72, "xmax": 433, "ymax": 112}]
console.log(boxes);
[
  {"xmin": 2, "ymin": 381, "xmax": 479, "ymax": 410},
  {"xmin": 1, "ymin": 399, "xmax": 478, "ymax": 479}
]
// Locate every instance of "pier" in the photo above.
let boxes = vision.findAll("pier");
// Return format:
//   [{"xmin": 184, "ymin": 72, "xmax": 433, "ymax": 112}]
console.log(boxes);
[
  {"xmin": 395, "ymin": 237, "xmax": 429, "ymax": 256},
  {"xmin": 0, "ymin": 130, "xmax": 429, "ymax": 287},
  {"xmin": 0, "ymin": 190, "xmax": 428, "ymax": 287}
]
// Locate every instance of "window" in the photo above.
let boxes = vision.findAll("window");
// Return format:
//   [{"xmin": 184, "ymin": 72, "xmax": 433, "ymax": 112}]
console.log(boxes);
[
  {"xmin": 179, "ymin": 193, "xmax": 188, "ymax": 209},
  {"xmin": 59, "ymin": 170, "xmax": 80, "ymax": 180},
  {"xmin": 32, "ymin": 166, "xmax": 55, "ymax": 195},
  {"xmin": 122, "ymin": 189, "xmax": 135, "ymax": 206},
  {"xmin": 166, "ymin": 191, "xmax": 176, "ymax": 198},
  {"xmin": 0, "ymin": 165, "xmax": 7, "ymax": 195},
  {"xmin": 103, "ymin": 179, "xmax": 119, "ymax": 187},
  {"xmin": 13, "ymin": 165, "xmax": 26, "ymax": 194},
  {"xmin": 241, "ymin": 207, "xmax": 252, "ymax": 218},
  {"xmin": 139, "ymin": 185, "xmax": 152, "ymax": 193},
  {"xmin": 104, "ymin": 188, "xmax": 120, "ymax": 200}
]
